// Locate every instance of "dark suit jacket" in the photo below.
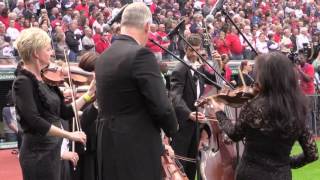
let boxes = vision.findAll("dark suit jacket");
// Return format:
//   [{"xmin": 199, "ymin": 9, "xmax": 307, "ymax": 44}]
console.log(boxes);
[
  {"xmin": 170, "ymin": 61, "xmax": 215, "ymax": 154},
  {"xmin": 95, "ymin": 35, "xmax": 178, "ymax": 180}
]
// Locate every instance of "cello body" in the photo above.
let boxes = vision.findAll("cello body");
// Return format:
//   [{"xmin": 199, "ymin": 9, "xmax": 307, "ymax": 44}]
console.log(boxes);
[
  {"xmin": 199, "ymin": 108, "xmax": 243, "ymax": 180},
  {"xmin": 161, "ymin": 149, "xmax": 189, "ymax": 180}
]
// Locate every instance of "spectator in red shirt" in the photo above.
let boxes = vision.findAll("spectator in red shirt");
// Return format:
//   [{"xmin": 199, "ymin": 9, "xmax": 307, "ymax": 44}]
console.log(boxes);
[
  {"xmin": 297, "ymin": 50, "xmax": 315, "ymax": 95},
  {"xmin": 214, "ymin": 31, "xmax": 230, "ymax": 55},
  {"xmin": 157, "ymin": 24, "xmax": 170, "ymax": 49},
  {"xmin": 95, "ymin": 32, "xmax": 110, "ymax": 54},
  {"xmin": 273, "ymin": 25, "xmax": 282, "ymax": 43},
  {"xmin": 92, "ymin": 26, "xmax": 102, "ymax": 44},
  {"xmin": 146, "ymin": 23, "xmax": 163, "ymax": 61},
  {"xmin": 75, "ymin": 0, "xmax": 89, "ymax": 17},
  {"xmin": 225, "ymin": 27, "xmax": 243, "ymax": 60},
  {"xmin": 0, "ymin": 8, "xmax": 9, "ymax": 29},
  {"xmin": 51, "ymin": 13, "xmax": 63, "ymax": 30}
]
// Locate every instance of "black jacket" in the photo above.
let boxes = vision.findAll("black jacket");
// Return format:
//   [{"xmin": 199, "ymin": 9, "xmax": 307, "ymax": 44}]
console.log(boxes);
[
  {"xmin": 95, "ymin": 34, "xmax": 178, "ymax": 180},
  {"xmin": 65, "ymin": 30, "xmax": 80, "ymax": 53}
]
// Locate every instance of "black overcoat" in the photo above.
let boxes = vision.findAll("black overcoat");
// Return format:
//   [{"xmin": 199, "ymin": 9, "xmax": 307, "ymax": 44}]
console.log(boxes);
[{"xmin": 95, "ymin": 35, "xmax": 178, "ymax": 180}]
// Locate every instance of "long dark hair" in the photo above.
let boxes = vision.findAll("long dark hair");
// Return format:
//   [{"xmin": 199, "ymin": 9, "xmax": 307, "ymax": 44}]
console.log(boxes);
[{"xmin": 255, "ymin": 52, "xmax": 308, "ymax": 137}]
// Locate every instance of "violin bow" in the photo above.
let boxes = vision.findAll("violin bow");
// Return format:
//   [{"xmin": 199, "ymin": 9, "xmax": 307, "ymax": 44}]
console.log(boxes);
[
  {"xmin": 63, "ymin": 49, "xmax": 86, "ymax": 170},
  {"xmin": 238, "ymin": 66, "xmax": 247, "ymax": 88}
]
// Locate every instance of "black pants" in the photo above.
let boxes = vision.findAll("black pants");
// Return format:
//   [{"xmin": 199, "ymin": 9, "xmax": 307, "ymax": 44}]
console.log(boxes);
[{"xmin": 171, "ymin": 127, "xmax": 197, "ymax": 180}]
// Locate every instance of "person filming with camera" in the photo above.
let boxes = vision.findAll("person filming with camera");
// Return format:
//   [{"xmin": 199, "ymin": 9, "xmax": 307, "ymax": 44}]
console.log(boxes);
[
  {"xmin": 296, "ymin": 50, "xmax": 315, "ymax": 95},
  {"xmin": 296, "ymin": 50, "xmax": 316, "ymax": 132}
]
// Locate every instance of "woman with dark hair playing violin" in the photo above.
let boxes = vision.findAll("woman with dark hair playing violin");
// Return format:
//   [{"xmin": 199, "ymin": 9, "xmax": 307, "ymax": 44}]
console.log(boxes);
[
  {"xmin": 209, "ymin": 52, "xmax": 318, "ymax": 180},
  {"xmin": 72, "ymin": 51, "xmax": 99, "ymax": 180},
  {"xmin": 236, "ymin": 60, "xmax": 254, "ymax": 87},
  {"xmin": 13, "ymin": 28, "xmax": 95, "ymax": 180}
]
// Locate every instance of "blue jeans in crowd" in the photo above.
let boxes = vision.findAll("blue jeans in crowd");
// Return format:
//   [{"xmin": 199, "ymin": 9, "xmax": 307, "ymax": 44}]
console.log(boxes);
[{"xmin": 69, "ymin": 50, "xmax": 78, "ymax": 62}]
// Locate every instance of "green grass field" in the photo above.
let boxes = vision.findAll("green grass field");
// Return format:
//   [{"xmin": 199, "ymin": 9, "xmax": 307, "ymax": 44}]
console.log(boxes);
[
  {"xmin": 292, "ymin": 140, "xmax": 320, "ymax": 180},
  {"xmin": 196, "ymin": 141, "xmax": 320, "ymax": 180}
]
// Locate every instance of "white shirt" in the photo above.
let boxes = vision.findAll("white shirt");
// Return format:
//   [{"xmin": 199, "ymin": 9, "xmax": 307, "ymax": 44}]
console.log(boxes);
[
  {"xmin": 280, "ymin": 36, "xmax": 292, "ymax": 53},
  {"xmin": 74, "ymin": 29, "xmax": 83, "ymax": 51},
  {"xmin": 296, "ymin": 34, "xmax": 310, "ymax": 51},
  {"xmin": 256, "ymin": 39, "xmax": 269, "ymax": 54},
  {"xmin": 6, "ymin": 27, "xmax": 20, "ymax": 42},
  {"xmin": 240, "ymin": 33, "xmax": 255, "ymax": 50},
  {"xmin": 184, "ymin": 56, "xmax": 201, "ymax": 99}
]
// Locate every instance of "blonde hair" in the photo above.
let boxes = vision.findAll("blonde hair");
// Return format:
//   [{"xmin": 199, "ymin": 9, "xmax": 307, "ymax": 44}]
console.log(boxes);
[
  {"xmin": 121, "ymin": 2, "xmax": 152, "ymax": 29},
  {"xmin": 14, "ymin": 28, "xmax": 51, "ymax": 63}
]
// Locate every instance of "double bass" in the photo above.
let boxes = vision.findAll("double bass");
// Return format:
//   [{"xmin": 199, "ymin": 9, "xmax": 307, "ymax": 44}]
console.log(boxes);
[{"xmin": 198, "ymin": 60, "xmax": 250, "ymax": 180}]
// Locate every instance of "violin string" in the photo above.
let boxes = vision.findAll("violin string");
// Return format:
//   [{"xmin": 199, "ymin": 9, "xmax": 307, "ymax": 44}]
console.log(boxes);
[{"xmin": 174, "ymin": 154, "xmax": 196, "ymax": 163}]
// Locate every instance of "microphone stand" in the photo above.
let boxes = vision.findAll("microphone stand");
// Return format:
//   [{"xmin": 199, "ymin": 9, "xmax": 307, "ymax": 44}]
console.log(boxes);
[{"xmin": 150, "ymin": 39, "xmax": 221, "ymax": 180}]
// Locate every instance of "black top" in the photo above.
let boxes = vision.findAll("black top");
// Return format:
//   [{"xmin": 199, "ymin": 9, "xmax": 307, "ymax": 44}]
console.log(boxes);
[
  {"xmin": 12, "ymin": 69, "xmax": 74, "ymax": 135},
  {"xmin": 215, "ymin": 95, "xmax": 319, "ymax": 180},
  {"xmin": 13, "ymin": 68, "xmax": 75, "ymax": 180},
  {"xmin": 236, "ymin": 73, "xmax": 254, "ymax": 87}
]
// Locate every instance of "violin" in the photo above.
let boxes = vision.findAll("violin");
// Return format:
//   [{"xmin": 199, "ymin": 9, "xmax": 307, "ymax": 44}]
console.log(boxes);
[
  {"xmin": 196, "ymin": 86, "xmax": 259, "ymax": 108},
  {"xmin": 41, "ymin": 64, "xmax": 94, "ymax": 86}
]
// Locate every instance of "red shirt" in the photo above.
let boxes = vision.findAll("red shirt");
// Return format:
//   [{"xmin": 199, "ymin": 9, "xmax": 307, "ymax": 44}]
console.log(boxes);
[
  {"xmin": 75, "ymin": 4, "xmax": 89, "ymax": 17},
  {"xmin": 225, "ymin": 33, "xmax": 243, "ymax": 55},
  {"xmin": 89, "ymin": 16, "xmax": 96, "ymax": 28},
  {"xmin": 92, "ymin": 34, "xmax": 101, "ymax": 44},
  {"xmin": 14, "ymin": 21, "xmax": 22, "ymax": 31},
  {"xmin": 214, "ymin": 38, "xmax": 230, "ymax": 55},
  {"xmin": 224, "ymin": 64, "xmax": 232, "ymax": 82},
  {"xmin": 146, "ymin": 32, "xmax": 162, "ymax": 53},
  {"xmin": 95, "ymin": 39, "xmax": 110, "ymax": 54},
  {"xmin": 157, "ymin": 31, "xmax": 170, "ymax": 49},
  {"xmin": 149, "ymin": 3, "xmax": 157, "ymax": 14},
  {"xmin": 0, "ymin": 16, "xmax": 9, "ymax": 29},
  {"xmin": 51, "ymin": 19, "xmax": 62, "ymax": 30},
  {"xmin": 273, "ymin": 33, "xmax": 281, "ymax": 43},
  {"xmin": 300, "ymin": 63, "xmax": 315, "ymax": 95}
]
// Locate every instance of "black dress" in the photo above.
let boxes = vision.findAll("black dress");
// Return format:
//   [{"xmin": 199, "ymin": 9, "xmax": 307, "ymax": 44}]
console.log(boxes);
[
  {"xmin": 215, "ymin": 96, "xmax": 319, "ymax": 180},
  {"xmin": 12, "ymin": 69, "xmax": 74, "ymax": 180},
  {"xmin": 72, "ymin": 103, "xmax": 98, "ymax": 180}
]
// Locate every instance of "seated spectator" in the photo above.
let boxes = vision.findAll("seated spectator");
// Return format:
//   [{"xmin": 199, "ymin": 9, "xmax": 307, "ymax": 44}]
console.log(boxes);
[{"xmin": 2, "ymin": 90, "xmax": 18, "ymax": 142}]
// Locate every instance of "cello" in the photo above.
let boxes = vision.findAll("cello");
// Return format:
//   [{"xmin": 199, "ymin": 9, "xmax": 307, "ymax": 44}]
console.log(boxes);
[{"xmin": 198, "ymin": 60, "xmax": 248, "ymax": 180}]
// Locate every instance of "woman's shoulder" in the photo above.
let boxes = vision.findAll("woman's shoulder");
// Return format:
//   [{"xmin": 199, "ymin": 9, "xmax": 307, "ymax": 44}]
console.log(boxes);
[{"xmin": 13, "ymin": 69, "xmax": 41, "ymax": 94}]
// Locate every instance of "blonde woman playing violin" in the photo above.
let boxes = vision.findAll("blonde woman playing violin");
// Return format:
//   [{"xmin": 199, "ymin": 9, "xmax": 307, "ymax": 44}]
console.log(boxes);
[{"xmin": 13, "ymin": 28, "xmax": 95, "ymax": 180}]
